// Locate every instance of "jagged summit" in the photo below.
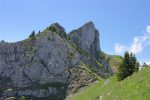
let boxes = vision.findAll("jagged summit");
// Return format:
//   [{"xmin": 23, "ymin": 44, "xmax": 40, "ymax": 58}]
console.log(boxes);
[
  {"xmin": 81, "ymin": 21, "xmax": 95, "ymax": 28},
  {"xmin": 69, "ymin": 21, "xmax": 100, "ymax": 59}
]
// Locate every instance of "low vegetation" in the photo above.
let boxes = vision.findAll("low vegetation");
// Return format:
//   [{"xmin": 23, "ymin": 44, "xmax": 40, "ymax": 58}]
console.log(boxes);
[
  {"xmin": 108, "ymin": 55, "xmax": 123, "ymax": 73},
  {"xmin": 99, "ymin": 52, "xmax": 123, "ymax": 74},
  {"xmin": 67, "ymin": 50, "xmax": 75, "ymax": 60},
  {"xmin": 71, "ymin": 67, "xmax": 150, "ymax": 100},
  {"xmin": 48, "ymin": 26, "xmax": 56, "ymax": 32},
  {"xmin": 79, "ymin": 62, "xmax": 103, "ymax": 80}
]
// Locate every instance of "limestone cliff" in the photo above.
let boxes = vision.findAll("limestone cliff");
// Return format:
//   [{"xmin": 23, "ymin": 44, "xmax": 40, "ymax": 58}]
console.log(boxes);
[
  {"xmin": 69, "ymin": 21, "xmax": 100, "ymax": 59},
  {"xmin": 0, "ymin": 22, "xmax": 112, "ymax": 99}
]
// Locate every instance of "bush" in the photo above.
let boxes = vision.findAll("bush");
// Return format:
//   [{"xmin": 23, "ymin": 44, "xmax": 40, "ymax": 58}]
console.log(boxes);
[{"xmin": 0, "ymin": 40, "xmax": 5, "ymax": 43}]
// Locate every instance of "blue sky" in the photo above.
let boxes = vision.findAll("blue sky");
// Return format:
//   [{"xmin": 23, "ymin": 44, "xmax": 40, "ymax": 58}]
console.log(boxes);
[{"xmin": 0, "ymin": 0, "xmax": 150, "ymax": 63}]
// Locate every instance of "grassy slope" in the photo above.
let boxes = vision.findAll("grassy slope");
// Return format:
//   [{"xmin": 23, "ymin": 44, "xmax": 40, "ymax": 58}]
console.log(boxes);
[{"xmin": 71, "ymin": 67, "xmax": 150, "ymax": 100}]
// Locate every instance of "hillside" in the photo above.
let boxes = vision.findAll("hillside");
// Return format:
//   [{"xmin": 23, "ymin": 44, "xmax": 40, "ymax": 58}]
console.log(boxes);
[{"xmin": 71, "ymin": 67, "xmax": 150, "ymax": 100}]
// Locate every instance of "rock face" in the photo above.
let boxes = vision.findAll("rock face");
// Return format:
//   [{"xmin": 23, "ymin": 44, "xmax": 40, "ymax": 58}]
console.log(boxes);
[
  {"xmin": 69, "ymin": 21, "xmax": 100, "ymax": 59},
  {"xmin": 68, "ymin": 22, "xmax": 112, "ymax": 78},
  {"xmin": 0, "ymin": 22, "xmax": 112, "ymax": 99}
]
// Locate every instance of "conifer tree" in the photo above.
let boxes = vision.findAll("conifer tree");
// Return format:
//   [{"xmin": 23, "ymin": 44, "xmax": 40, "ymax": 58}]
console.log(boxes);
[
  {"xmin": 29, "ymin": 30, "xmax": 35, "ymax": 39},
  {"xmin": 117, "ymin": 51, "xmax": 139, "ymax": 81}
]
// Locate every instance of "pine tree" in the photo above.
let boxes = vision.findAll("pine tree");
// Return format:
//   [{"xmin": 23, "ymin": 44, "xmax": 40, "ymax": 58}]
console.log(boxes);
[
  {"xmin": 117, "ymin": 61, "xmax": 125, "ymax": 81},
  {"xmin": 117, "ymin": 51, "xmax": 139, "ymax": 81},
  {"xmin": 134, "ymin": 62, "xmax": 139, "ymax": 72},
  {"xmin": 123, "ymin": 51, "xmax": 130, "ymax": 78},
  {"xmin": 29, "ymin": 31, "xmax": 35, "ymax": 39}
]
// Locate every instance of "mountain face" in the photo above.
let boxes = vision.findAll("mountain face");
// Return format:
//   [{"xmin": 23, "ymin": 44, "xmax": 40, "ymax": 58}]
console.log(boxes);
[
  {"xmin": 69, "ymin": 22, "xmax": 100, "ymax": 59},
  {"xmin": 0, "ymin": 22, "xmax": 113, "ymax": 99}
]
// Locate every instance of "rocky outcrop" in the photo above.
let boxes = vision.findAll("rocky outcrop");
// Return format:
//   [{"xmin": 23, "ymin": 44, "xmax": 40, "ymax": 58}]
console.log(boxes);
[
  {"xmin": 49, "ymin": 23, "xmax": 67, "ymax": 38},
  {"xmin": 69, "ymin": 21, "xmax": 100, "ymax": 59},
  {"xmin": 68, "ymin": 22, "xmax": 112, "ymax": 78},
  {"xmin": 0, "ymin": 22, "xmax": 113, "ymax": 99}
]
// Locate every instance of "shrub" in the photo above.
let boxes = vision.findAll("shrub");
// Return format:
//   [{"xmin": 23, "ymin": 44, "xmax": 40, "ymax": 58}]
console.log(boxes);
[
  {"xmin": 0, "ymin": 40, "xmax": 5, "ymax": 43},
  {"xmin": 67, "ymin": 51, "xmax": 74, "ymax": 60}
]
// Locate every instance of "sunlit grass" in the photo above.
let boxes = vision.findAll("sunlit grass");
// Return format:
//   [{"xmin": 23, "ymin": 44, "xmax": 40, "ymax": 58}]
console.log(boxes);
[{"xmin": 72, "ymin": 67, "xmax": 150, "ymax": 100}]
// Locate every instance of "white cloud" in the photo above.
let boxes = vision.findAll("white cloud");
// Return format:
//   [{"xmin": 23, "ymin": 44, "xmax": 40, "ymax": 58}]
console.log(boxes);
[
  {"xmin": 114, "ymin": 44, "xmax": 128, "ymax": 54},
  {"xmin": 139, "ymin": 60, "xmax": 150, "ymax": 66},
  {"xmin": 129, "ymin": 35, "xmax": 149, "ymax": 54},
  {"xmin": 114, "ymin": 25, "xmax": 150, "ymax": 55},
  {"xmin": 146, "ymin": 26, "xmax": 150, "ymax": 33},
  {"xmin": 146, "ymin": 61, "xmax": 150, "ymax": 65}
]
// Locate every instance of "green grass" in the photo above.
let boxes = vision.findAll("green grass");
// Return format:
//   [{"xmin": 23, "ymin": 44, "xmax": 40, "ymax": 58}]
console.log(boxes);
[
  {"xmin": 71, "ymin": 67, "xmax": 150, "ymax": 100},
  {"xmin": 79, "ymin": 62, "xmax": 103, "ymax": 80},
  {"xmin": 108, "ymin": 55, "xmax": 123, "ymax": 73}
]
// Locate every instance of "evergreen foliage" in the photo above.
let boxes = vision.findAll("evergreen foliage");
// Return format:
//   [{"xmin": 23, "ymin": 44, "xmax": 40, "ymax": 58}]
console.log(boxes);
[
  {"xmin": 0, "ymin": 40, "xmax": 5, "ymax": 43},
  {"xmin": 117, "ymin": 51, "xmax": 139, "ymax": 81},
  {"xmin": 48, "ymin": 26, "xmax": 56, "ymax": 32},
  {"xmin": 29, "ymin": 31, "xmax": 35, "ymax": 39}
]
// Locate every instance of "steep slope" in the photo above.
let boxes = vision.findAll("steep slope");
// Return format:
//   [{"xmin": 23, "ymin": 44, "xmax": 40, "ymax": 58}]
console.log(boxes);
[{"xmin": 71, "ymin": 67, "xmax": 150, "ymax": 100}]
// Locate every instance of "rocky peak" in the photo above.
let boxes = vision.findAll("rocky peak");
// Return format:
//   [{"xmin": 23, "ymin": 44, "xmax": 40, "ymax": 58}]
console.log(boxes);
[
  {"xmin": 49, "ymin": 22, "xmax": 67, "ymax": 38},
  {"xmin": 69, "ymin": 21, "xmax": 100, "ymax": 59}
]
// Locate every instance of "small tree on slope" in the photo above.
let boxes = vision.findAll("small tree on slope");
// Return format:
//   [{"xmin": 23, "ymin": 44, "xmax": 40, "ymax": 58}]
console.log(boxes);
[
  {"xmin": 29, "ymin": 30, "xmax": 35, "ymax": 39},
  {"xmin": 117, "ymin": 51, "xmax": 139, "ymax": 81}
]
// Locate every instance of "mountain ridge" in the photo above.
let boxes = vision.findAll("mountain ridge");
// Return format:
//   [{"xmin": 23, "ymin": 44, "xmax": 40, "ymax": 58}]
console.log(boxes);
[{"xmin": 0, "ymin": 21, "xmax": 120, "ymax": 99}]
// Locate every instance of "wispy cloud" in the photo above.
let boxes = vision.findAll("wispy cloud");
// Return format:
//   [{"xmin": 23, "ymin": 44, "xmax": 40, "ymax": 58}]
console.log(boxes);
[
  {"xmin": 129, "ymin": 34, "xmax": 150, "ymax": 54},
  {"xmin": 114, "ymin": 43, "xmax": 128, "ymax": 54},
  {"xmin": 114, "ymin": 25, "xmax": 150, "ymax": 55}
]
